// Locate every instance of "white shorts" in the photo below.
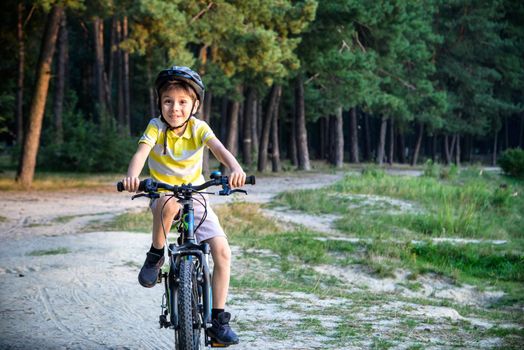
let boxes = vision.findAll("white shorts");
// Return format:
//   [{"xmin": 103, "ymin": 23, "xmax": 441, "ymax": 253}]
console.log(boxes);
[{"xmin": 150, "ymin": 197, "xmax": 226, "ymax": 243}]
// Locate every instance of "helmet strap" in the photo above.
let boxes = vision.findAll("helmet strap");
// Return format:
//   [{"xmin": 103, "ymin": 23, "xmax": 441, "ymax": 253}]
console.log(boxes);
[{"xmin": 160, "ymin": 99, "xmax": 196, "ymax": 155}]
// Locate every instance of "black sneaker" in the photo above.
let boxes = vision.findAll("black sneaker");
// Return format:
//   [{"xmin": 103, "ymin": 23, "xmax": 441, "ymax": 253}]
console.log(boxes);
[
  {"xmin": 138, "ymin": 252, "xmax": 165, "ymax": 288},
  {"xmin": 207, "ymin": 312, "xmax": 239, "ymax": 345}
]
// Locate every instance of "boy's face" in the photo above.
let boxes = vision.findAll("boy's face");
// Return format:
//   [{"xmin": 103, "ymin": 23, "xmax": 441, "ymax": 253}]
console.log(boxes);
[{"xmin": 161, "ymin": 87, "xmax": 199, "ymax": 128}]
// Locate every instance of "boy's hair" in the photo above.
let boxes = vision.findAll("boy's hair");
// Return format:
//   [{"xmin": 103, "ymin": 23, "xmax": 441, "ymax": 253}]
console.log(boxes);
[{"xmin": 158, "ymin": 81, "xmax": 198, "ymax": 103}]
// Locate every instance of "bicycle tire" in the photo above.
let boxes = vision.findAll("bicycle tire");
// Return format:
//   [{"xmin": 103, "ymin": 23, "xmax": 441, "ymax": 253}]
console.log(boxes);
[{"xmin": 176, "ymin": 259, "xmax": 201, "ymax": 350}]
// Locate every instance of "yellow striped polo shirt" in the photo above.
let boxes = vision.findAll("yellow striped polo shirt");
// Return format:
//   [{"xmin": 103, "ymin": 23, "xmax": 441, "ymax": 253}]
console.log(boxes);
[{"xmin": 139, "ymin": 117, "xmax": 216, "ymax": 185}]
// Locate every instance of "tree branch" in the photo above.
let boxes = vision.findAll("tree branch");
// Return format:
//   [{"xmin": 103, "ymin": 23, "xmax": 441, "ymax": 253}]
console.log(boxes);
[
  {"xmin": 377, "ymin": 68, "xmax": 417, "ymax": 90},
  {"xmin": 304, "ymin": 73, "xmax": 319, "ymax": 85},
  {"xmin": 23, "ymin": 4, "xmax": 36, "ymax": 28},
  {"xmin": 354, "ymin": 31, "xmax": 367, "ymax": 52},
  {"xmin": 191, "ymin": 2, "xmax": 214, "ymax": 24}
]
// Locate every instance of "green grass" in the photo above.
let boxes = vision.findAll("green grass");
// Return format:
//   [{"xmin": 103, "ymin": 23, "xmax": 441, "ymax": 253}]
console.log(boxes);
[
  {"xmin": 52, "ymin": 215, "xmax": 76, "ymax": 223},
  {"xmin": 216, "ymin": 201, "xmax": 524, "ymax": 307},
  {"xmin": 273, "ymin": 167, "xmax": 523, "ymax": 240},
  {"xmin": 0, "ymin": 215, "xmax": 7, "ymax": 223},
  {"xmin": 28, "ymin": 247, "xmax": 71, "ymax": 256},
  {"xmin": 86, "ymin": 209, "xmax": 151, "ymax": 232}
]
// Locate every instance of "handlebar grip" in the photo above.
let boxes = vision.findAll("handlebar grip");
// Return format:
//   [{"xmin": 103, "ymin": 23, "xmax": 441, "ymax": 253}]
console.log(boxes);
[
  {"xmin": 138, "ymin": 179, "xmax": 149, "ymax": 192},
  {"xmin": 246, "ymin": 175, "xmax": 256, "ymax": 185},
  {"xmin": 117, "ymin": 179, "xmax": 151, "ymax": 192}
]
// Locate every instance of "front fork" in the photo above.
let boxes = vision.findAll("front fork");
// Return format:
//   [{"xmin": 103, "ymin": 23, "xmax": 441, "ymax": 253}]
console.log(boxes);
[{"xmin": 158, "ymin": 242, "xmax": 213, "ymax": 331}]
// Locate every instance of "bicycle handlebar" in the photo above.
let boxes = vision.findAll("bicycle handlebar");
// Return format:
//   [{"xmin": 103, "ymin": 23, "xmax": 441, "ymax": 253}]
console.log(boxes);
[{"xmin": 116, "ymin": 175, "xmax": 255, "ymax": 194}]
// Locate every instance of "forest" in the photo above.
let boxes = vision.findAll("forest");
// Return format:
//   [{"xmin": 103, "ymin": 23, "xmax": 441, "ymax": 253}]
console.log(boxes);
[{"xmin": 1, "ymin": 0, "xmax": 523, "ymax": 188}]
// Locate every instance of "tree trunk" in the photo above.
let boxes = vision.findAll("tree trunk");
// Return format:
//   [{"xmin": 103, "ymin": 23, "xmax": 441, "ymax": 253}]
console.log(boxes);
[
  {"xmin": 289, "ymin": 111, "xmax": 298, "ymax": 166},
  {"xmin": 220, "ymin": 97, "xmax": 228, "ymax": 142},
  {"xmin": 258, "ymin": 85, "xmax": 281, "ymax": 172},
  {"xmin": 256, "ymin": 97, "xmax": 262, "ymax": 149},
  {"xmin": 364, "ymin": 112, "xmax": 371, "ymax": 161},
  {"xmin": 116, "ymin": 19, "xmax": 124, "ymax": 127},
  {"xmin": 53, "ymin": 12, "xmax": 67, "ymax": 145},
  {"xmin": 376, "ymin": 116, "xmax": 388, "ymax": 165},
  {"xmin": 319, "ymin": 117, "xmax": 326, "ymax": 159},
  {"xmin": 411, "ymin": 123, "xmax": 424, "ymax": 166},
  {"xmin": 324, "ymin": 116, "xmax": 331, "ymax": 160},
  {"xmin": 464, "ymin": 135, "xmax": 472, "ymax": 163},
  {"xmin": 398, "ymin": 130, "xmax": 406, "ymax": 163},
  {"xmin": 93, "ymin": 17, "xmax": 107, "ymax": 120},
  {"xmin": 295, "ymin": 77, "xmax": 310, "ymax": 170},
  {"xmin": 444, "ymin": 134, "xmax": 451, "ymax": 165},
  {"xmin": 108, "ymin": 17, "xmax": 117, "ymax": 103},
  {"xmin": 146, "ymin": 56, "xmax": 156, "ymax": 117},
  {"xmin": 349, "ymin": 108, "xmax": 359, "ymax": 163},
  {"xmin": 123, "ymin": 16, "xmax": 130, "ymax": 134},
  {"xmin": 16, "ymin": 2, "xmax": 25, "ymax": 145},
  {"xmin": 238, "ymin": 99, "xmax": 243, "ymax": 149},
  {"xmin": 328, "ymin": 116, "xmax": 335, "ymax": 164},
  {"xmin": 455, "ymin": 134, "xmax": 461, "ymax": 166},
  {"xmin": 431, "ymin": 134, "xmax": 437, "ymax": 162},
  {"xmin": 334, "ymin": 107, "xmax": 344, "ymax": 168},
  {"xmin": 504, "ymin": 117, "xmax": 509, "ymax": 150},
  {"xmin": 271, "ymin": 89, "xmax": 282, "ymax": 172},
  {"xmin": 449, "ymin": 134, "xmax": 457, "ymax": 162},
  {"xmin": 492, "ymin": 130, "xmax": 498, "ymax": 166},
  {"xmin": 388, "ymin": 118, "xmax": 395, "ymax": 165},
  {"xmin": 242, "ymin": 87, "xmax": 255, "ymax": 168},
  {"xmin": 16, "ymin": 5, "xmax": 63, "ymax": 188},
  {"xmin": 251, "ymin": 96, "xmax": 259, "ymax": 160},
  {"xmin": 519, "ymin": 112, "xmax": 524, "ymax": 148},
  {"xmin": 226, "ymin": 86, "xmax": 242, "ymax": 158}
]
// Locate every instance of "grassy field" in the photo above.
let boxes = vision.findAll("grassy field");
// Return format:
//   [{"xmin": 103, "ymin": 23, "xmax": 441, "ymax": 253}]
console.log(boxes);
[
  {"xmin": 95, "ymin": 166, "xmax": 523, "ymax": 348},
  {"xmin": 271, "ymin": 167, "xmax": 524, "ymax": 299}
]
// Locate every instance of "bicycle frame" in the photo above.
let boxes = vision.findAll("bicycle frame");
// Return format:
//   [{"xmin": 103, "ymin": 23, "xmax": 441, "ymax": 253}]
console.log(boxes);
[{"xmin": 159, "ymin": 193, "xmax": 213, "ymax": 347}]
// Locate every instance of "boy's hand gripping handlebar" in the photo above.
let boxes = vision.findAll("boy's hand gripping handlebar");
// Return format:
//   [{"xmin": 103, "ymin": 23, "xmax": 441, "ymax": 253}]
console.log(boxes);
[{"xmin": 116, "ymin": 175, "xmax": 255, "ymax": 198}]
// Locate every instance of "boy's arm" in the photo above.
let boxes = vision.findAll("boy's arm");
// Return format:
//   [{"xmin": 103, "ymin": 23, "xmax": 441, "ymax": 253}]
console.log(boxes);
[
  {"xmin": 207, "ymin": 138, "xmax": 246, "ymax": 188},
  {"xmin": 122, "ymin": 143, "xmax": 152, "ymax": 192}
]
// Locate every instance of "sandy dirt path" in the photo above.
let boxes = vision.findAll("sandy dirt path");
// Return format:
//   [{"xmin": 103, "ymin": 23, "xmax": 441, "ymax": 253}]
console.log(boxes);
[{"xmin": 0, "ymin": 172, "xmax": 346, "ymax": 350}]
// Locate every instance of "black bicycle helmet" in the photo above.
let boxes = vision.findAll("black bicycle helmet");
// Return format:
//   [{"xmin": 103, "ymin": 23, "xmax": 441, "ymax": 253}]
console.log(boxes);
[
  {"xmin": 154, "ymin": 65, "xmax": 205, "ymax": 105},
  {"xmin": 154, "ymin": 66, "xmax": 205, "ymax": 154}
]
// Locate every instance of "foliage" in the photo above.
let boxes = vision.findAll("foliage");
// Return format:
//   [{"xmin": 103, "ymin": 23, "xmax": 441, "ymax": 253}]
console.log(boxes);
[
  {"xmin": 498, "ymin": 148, "xmax": 524, "ymax": 178},
  {"xmin": 423, "ymin": 160, "xmax": 458, "ymax": 180},
  {"xmin": 1, "ymin": 0, "xmax": 524, "ymax": 177},
  {"xmin": 38, "ymin": 98, "xmax": 136, "ymax": 172}
]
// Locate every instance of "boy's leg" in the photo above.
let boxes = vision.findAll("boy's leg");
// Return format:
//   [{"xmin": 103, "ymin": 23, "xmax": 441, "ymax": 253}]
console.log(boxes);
[
  {"xmin": 138, "ymin": 197, "xmax": 181, "ymax": 288},
  {"xmin": 205, "ymin": 236, "xmax": 239, "ymax": 344},
  {"xmin": 151, "ymin": 196, "xmax": 181, "ymax": 248},
  {"xmin": 206, "ymin": 236, "xmax": 231, "ymax": 308}
]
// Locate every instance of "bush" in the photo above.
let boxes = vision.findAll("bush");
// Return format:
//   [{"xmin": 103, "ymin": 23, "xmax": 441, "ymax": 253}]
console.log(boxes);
[
  {"xmin": 38, "ymin": 108, "xmax": 136, "ymax": 173},
  {"xmin": 361, "ymin": 165, "xmax": 385, "ymax": 178},
  {"xmin": 423, "ymin": 160, "xmax": 440, "ymax": 178},
  {"xmin": 440, "ymin": 164, "xmax": 458, "ymax": 180},
  {"xmin": 498, "ymin": 148, "xmax": 524, "ymax": 178},
  {"xmin": 423, "ymin": 160, "xmax": 458, "ymax": 180}
]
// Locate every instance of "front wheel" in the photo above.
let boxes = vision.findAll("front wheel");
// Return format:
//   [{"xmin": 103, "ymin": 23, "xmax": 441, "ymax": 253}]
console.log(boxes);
[{"xmin": 175, "ymin": 259, "xmax": 201, "ymax": 350}]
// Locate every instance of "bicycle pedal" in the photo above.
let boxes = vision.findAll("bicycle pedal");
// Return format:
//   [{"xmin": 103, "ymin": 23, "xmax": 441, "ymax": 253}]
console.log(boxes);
[{"xmin": 209, "ymin": 341, "xmax": 229, "ymax": 348}]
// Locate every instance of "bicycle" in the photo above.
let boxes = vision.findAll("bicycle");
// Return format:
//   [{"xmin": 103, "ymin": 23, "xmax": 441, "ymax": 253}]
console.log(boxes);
[{"xmin": 117, "ymin": 172, "xmax": 255, "ymax": 349}]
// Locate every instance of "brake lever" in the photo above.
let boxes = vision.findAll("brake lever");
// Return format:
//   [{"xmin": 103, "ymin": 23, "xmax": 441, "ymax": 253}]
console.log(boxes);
[
  {"xmin": 230, "ymin": 189, "xmax": 247, "ymax": 195},
  {"xmin": 131, "ymin": 193, "xmax": 159, "ymax": 200}
]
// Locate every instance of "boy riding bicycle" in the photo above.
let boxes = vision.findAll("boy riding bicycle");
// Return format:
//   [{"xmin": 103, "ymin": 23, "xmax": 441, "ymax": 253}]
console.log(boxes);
[{"xmin": 121, "ymin": 66, "xmax": 244, "ymax": 346}]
